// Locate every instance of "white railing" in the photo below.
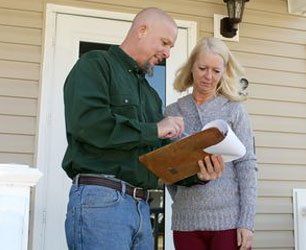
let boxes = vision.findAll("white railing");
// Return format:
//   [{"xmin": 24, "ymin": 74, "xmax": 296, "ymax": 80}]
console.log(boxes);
[
  {"xmin": 293, "ymin": 189, "xmax": 306, "ymax": 250},
  {"xmin": 288, "ymin": 0, "xmax": 306, "ymax": 16},
  {"xmin": 0, "ymin": 164, "xmax": 42, "ymax": 250}
]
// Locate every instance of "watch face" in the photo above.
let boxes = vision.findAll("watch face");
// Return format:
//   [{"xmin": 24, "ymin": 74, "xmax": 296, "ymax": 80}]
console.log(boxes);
[{"xmin": 240, "ymin": 77, "xmax": 249, "ymax": 90}]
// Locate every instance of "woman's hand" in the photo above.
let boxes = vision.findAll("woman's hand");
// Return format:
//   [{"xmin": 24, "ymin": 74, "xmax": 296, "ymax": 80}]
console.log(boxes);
[
  {"xmin": 237, "ymin": 228, "xmax": 253, "ymax": 249},
  {"xmin": 197, "ymin": 155, "xmax": 224, "ymax": 181}
]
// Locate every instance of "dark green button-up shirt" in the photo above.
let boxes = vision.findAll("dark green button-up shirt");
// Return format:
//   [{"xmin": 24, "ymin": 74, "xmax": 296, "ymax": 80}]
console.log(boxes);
[
  {"xmin": 62, "ymin": 45, "xmax": 203, "ymax": 189},
  {"xmin": 62, "ymin": 46, "xmax": 165, "ymax": 189}
]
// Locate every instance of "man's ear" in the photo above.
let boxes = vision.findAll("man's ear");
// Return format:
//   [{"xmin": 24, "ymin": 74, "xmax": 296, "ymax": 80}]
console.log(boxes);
[{"xmin": 138, "ymin": 24, "xmax": 148, "ymax": 39}]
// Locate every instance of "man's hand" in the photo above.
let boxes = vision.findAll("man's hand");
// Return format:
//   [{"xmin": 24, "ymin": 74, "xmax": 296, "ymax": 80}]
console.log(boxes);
[
  {"xmin": 157, "ymin": 116, "xmax": 184, "ymax": 139},
  {"xmin": 197, "ymin": 155, "xmax": 224, "ymax": 181},
  {"xmin": 237, "ymin": 228, "xmax": 253, "ymax": 250}
]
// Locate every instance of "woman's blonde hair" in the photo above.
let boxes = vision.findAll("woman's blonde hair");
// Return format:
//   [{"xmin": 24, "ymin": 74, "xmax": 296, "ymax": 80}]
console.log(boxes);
[{"xmin": 174, "ymin": 37, "xmax": 247, "ymax": 101}]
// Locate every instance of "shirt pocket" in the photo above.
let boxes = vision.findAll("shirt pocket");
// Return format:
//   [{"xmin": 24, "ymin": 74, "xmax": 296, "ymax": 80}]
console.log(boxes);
[{"xmin": 110, "ymin": 94, "xmax": 139, "ymax": 119}]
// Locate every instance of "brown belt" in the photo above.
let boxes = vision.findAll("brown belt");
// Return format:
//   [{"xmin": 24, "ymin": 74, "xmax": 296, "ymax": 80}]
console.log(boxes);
[{"xmin": 73, "ymin": 174, "xmax": 149, "ymax": 201}]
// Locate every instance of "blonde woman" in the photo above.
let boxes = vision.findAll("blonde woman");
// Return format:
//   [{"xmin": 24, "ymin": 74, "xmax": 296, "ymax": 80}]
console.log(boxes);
[{"xmin": 165, "ymin": 37, "xmax": 257, "ymax": 250}]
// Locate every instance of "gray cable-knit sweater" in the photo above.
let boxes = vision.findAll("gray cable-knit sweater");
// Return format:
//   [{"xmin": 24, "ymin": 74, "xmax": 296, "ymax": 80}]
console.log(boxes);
[{"xmin": 164, "ymin": 94, "xmax": 258, "ymax": 231}]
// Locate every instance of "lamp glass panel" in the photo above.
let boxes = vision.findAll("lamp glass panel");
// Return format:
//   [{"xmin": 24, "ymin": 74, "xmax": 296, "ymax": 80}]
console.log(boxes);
[
  {"xmin": 227, "ymin": 0, "xmax": 235, "ymax": 19},
  {"xmin": 234, "ymin": 1, "xmax": 244, "ymax": 20}
]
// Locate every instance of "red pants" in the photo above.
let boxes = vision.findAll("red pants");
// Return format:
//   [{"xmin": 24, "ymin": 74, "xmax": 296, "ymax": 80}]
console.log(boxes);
[{"xmin": 173, "ymin": 229, "xmax": 247, "ymax": 250}]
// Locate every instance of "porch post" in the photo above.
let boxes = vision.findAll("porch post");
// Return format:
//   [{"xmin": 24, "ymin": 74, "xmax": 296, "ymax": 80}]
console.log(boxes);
[{"xmin": 0, "ymin": 164, "xmax": 42, "ymax": 250}]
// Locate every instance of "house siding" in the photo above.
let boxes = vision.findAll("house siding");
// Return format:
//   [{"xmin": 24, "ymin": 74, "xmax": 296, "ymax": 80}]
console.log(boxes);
[{"xmin": 0, "ymin": 0, "xmax": 305, "ymax": 249}]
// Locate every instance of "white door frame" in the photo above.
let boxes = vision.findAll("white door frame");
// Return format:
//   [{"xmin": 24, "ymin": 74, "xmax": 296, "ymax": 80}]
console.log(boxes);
[{"xmin": 33, "ymin": 4, "xmax": 196, "ymax": 250}]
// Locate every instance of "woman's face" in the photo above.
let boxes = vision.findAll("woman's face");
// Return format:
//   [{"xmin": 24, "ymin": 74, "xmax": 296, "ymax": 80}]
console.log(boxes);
[{"xmin": 192, "ymin": 51, "xmax": 225, "ymax": 97}]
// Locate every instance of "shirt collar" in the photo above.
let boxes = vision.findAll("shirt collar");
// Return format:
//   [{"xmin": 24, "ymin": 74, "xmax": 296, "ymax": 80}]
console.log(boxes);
[{"xmin": 109, "ymin": 45, "xmax": 145, "ymax": 76}]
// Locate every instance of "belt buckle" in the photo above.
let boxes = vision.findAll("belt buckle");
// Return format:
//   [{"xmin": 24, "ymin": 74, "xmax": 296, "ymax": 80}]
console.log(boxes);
[
  {"xmin": 74, "ymin": 174, "xmax": 80, "ymax": 185},
  {"xmin": 133, "ymin": 187, "xmax": 144, "ymax": 201}
]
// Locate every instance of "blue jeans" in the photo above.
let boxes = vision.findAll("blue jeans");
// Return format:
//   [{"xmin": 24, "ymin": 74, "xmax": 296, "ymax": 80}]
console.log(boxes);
[{"xmin": 65, "ymin": 183, "xmax": 154, "ymax": 250}]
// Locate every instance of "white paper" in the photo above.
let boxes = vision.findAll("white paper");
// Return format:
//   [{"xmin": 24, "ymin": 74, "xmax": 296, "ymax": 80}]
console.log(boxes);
[{"xmin": 202, "ymin": 119, "xmax": 246, "ymax": 162}]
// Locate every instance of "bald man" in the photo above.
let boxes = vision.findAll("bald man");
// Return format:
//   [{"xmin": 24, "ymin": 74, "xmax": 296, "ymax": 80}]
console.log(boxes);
[{"xmin": 62, "ymin": 7, "xmax": 224, "ymax": 250}]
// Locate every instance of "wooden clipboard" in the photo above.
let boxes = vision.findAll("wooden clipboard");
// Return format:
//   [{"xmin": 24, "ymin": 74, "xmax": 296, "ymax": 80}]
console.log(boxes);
[{"xmin": 139, "ymin": 127, "xmax": 225, "ymax": 184}]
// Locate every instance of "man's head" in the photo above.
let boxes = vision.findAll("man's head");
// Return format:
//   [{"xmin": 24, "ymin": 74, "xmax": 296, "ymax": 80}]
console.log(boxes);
[{"xmin": 120, "ymin": 8, "xmax": 178, "ymax": 74}]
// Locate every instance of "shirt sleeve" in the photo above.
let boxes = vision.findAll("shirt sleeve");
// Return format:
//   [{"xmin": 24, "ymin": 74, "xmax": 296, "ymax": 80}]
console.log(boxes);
[
  {"xmin": 64, "ymin": 53, "xmax": 160, "ymax": 151},
  {"xmin": 233, "ymin": 104, "xmax": 258, "ymax": 231}
]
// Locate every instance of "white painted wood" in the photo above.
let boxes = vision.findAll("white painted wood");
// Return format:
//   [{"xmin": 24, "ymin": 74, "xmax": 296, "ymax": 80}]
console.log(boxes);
[
  {"xmin": 0, "ymin": 164, "xmax": 42, "ymax": 186},
  {"xmin": 293, "ymin": 189, "xmax": 306, "ymax": 250},
  {"xmin": 288, "ymin": 0, "xmax": 306, "ymax": 16},
  {"xmin": 0, "ymin": 164, "xmax": 42, "ymax": 250},
  {"xmin": 34, "ymin": 4, "xmax": 196, "ymax": 250},
  {"xmin": 214, "ymin": 14, "xmax": 239, "ymax": 42}
]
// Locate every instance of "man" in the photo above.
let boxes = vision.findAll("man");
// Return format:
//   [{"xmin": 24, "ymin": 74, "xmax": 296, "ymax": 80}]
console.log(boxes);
[{"xmin": 62, "ymin": 7, "xmax": 224, "ymax": 250}]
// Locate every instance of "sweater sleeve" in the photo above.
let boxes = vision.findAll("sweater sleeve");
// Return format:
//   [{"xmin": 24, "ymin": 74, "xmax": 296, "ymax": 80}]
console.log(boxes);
[{"xmin": 232, "ymin": 104, "xmax": 258, "ymax": 231}]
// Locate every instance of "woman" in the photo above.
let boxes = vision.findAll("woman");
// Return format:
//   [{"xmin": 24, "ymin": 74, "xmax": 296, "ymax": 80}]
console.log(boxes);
[{"xmin": 165, "ymin": 37, "xmax": 257, "ymax": 250}]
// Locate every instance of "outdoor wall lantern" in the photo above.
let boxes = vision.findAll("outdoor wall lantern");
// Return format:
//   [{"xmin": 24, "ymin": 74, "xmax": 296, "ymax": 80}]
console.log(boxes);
[{"xmin": 221, "ymin": 0, "xmax": 250, "ymax": 38}]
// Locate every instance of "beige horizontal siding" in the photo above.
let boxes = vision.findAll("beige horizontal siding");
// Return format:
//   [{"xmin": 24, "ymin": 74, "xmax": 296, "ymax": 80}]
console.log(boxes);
[
  {"xmin": 259, "ymin": 164, "xmax": 306, "ymax": 181},
  {"xmin": 254, "ymin": 231, "xmax": 294, "ymax": 248},
  {"xmin": 67, "ymin": 0, "xmax": 292, "ymax": 20},
  {"xmin": 244, "ymin": 9, "xmax": 306, "ymax": 31},
  {"xmin": 258, "ymin": 180, "xmax": 306, "ymax": 197},
  {"xmin": 0, "ymin": 1, "xmax": 42, "ymax": 184},
  {"xmin": 0, "ymin": 134, "xmax": 35, "ymax": 153},
  {"xmin": 0, "ymin": 152, "xmax": 33, "ymax": 165},
  {"xmin": 239, "ymin": 22, "xmax": 306, "ymax": 45},
  {"xmin": 0, "ymin": 0, "xmax": 304, "ymax": 249},
  {"xmin": 249, "ymin": 84, "xmax": 306, "ymax": 103},
  {"xmin": 257, "ymin": 147, "xmax": 306, "ymax": 165},
  {"xmin": 235, "ymin": 51, "xmax": 306, "ymax": 74},
  {"xmin": 255, "ymin": 214, "xmax": 293, "ymax": 230},
  {"xmin": 246, "ymin": 99, "xmax": 306, "ymax": 118},
  {"xmin": 0, "ymin": 60, "xmax": 40, "ymax": 80},
  {"xmin": 256, "ymin": 197, "xmax": 292, "ymax": 214},
  {"xmin": 199, "ymin": 18, "xmax": 306, "ymax": 45},
  {"xmin": 0, "ymin": 25, "xmax": 41, "ymax": 45},
  {"xmin": 227, "ymin": 37, "xmax": 306, "ymax": 60},
  {"xmin": 0, "ymin": 8, "xmax": 42, "ymax": 28},
  {"xmin": 0, "ymin": 1, "xmax": 41, "ymax": 175},
  {"xmin": 237, "ymin": 0, "xmax": 288, "ymax": 15},
  {"xmin": 0, "ymin": 78, "xmax": 38, "ymax": 98},
  {"xmin": 0, "ymin": 115, "xmax": 36, "ymax": 135},
  {"xmin": 194, "ymin": 0, "xmax": 289, "ymax": 15},
  {"xmin": 0, "ymin": 42, "xmax": 41, "ymax": 63},
  {"xmin": 0, "ymin": 96, "xmax": 37, "ymax": 116},
  {"xmin": 246, "ymin": 67, "xmax": 306, "ymax": 88},
  {"xmin": 255, "ymin": 131, "xmax": 306, "ymax": 149},
  {"xmin": 254, "ymin": 249, "xmax": 293, "ymax": 250},
  {"xmin": 251, "ymin": 115, "xmax": 306, "ymax": 134},
  {"xmin": 0, "ymin": 0, "xmax": 43, "ymax": 12}
]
